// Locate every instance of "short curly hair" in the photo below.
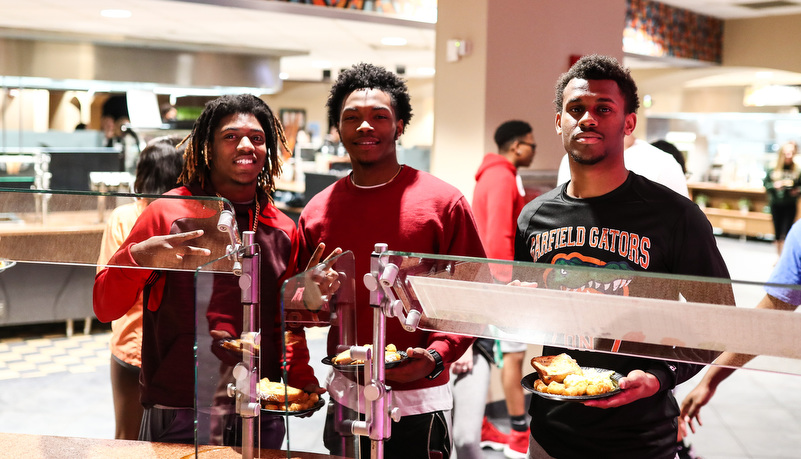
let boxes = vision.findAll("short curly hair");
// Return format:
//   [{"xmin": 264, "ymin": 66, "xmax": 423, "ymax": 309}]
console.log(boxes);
[
  {"xmin": 553, "ymin": 54, "xmax": 639, "ymax": 115},
  {"xmin": 326, "ymin": 63, "xmax": 413, "ymax": 133},
  {"xmin": 177, "ymin": 94, "xmax": 289, "ymax": 195}
]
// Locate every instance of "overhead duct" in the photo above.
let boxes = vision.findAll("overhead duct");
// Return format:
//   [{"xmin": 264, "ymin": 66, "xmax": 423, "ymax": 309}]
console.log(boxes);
[{"xmin": 0, "ymin": 37, "xmax": 283, "ymax": 94}]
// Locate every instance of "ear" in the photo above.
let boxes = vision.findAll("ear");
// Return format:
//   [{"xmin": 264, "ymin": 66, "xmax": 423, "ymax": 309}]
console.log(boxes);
[
  {"xmin": 395, "ymin": 120, "xmax": 404, "ymax": 140},
  {"xmin": 512, "ymin": 141, "xmax": 522, "ymax": 156},
  {"xmin": 623, "ymin": 112, "xmax": 637, "ymax": 136},
  {"xmin": 555, "ymin": 113, "xmax": 563, "ymax": 135}
]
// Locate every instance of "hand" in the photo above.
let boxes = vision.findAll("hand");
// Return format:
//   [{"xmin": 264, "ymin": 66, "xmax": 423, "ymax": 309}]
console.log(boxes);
[
  {"xmin": 508, "ymin": 279, "xmax": 539, "ymax": 288},
  {"xmin": 291, "ymin": 383, "xmax": 328, "ymax": 418},
  {"xmin": 582, "ymin": 369, "xmax": 660, "ymax": 409},
  {"xmin": 303, "ymin": 243, "xmax": 343, "ymax": 311},
  {"xmin": 130, "ymin": 230, "xmax": 211, "ymax": 269},
  {"xmin": 386, "ymin": 347, "xmax": 435, "ymax": 384},
  {"xmin": 209, "ymin": 329, "xmax": 239, "ymax": 366},
  {"xmin": 451, "ymin": 346, "xmax": 473, "ymax": 375},
  {"xmin": 302, "ymin": 383, "xmax": 327, "ymax": 396},
  {"xmin": 679, "ymin": 381, "xmax": 714, "ymax": 434}
]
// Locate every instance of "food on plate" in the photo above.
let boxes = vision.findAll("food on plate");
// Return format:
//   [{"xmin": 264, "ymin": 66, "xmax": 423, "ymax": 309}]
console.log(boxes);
[
  {"xmin": 530, "ymin": 353, "xmax": 582, "ymax": 384},
  {"xmin": 332, "ymin": 344, "xmax": 402, "ymax": 365},
  {"xmin": 530, "ymin": 353, "xmax": 617, "ymax": 397},
  {"xmin": 257, "ymin": 379, "xmax": 320, "ymax": 411},
  {"xmin": 220, "ymin": 333, "xmax": 260, "ymax": 355}
]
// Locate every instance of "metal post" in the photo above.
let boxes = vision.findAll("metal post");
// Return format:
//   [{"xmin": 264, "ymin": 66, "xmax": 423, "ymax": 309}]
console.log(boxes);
[{"xmin": 239, "ymin": 231, "xmax": 260, "ymax": 459}]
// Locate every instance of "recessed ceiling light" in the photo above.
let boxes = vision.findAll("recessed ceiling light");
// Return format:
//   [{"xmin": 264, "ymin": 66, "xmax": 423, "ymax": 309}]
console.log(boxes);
[
  {"xmin": 381, "ymin": 37, "xmax": 408, "ymax": 46},
  {"xmin": 100, "ymin": 9, "xmax": 132, "ymax": 19},
  {"xmin": 279, "ymin": 72, "xmax": 289, "ymax": 80},
  {"xmin": 416, "ymin": 67, "xmax": 436, "ymax": 76}
]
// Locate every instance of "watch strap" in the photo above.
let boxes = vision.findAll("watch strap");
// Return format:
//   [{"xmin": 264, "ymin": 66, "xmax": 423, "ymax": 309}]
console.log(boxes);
[{"xmin": 426, "ymin": 349, "xmax": 444, "ymax": 380}]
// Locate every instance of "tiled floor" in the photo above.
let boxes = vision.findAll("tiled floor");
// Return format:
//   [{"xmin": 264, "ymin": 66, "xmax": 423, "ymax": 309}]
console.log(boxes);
[{"xmin": 0, "ymin": 236, "xmax": 799, "ymax": 458}]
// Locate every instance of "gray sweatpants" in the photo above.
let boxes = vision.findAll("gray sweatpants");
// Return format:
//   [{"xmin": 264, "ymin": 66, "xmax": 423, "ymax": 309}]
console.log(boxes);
[{"xmin": 450, "ymin": 350, "xmax": 491, "ymax": 459}]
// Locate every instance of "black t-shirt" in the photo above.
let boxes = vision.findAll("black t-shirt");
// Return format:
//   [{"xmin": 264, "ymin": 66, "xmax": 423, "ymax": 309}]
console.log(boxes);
[{"xmin": 514, "ymin": 172, "xmax": 733, "ymax": 459}]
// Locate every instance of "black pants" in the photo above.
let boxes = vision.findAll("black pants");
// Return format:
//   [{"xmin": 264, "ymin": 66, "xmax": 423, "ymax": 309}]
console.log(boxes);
[
  {"xmin": 771, "ymin": 202, "xmax": 797, "ymax": 241},
  {"xmin": 323, "ymin": 400, "xmax": 451, "ymax": 459}
]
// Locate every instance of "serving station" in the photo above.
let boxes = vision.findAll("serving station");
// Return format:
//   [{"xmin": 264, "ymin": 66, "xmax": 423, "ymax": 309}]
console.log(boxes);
[{"xmin": 1, "ymin": 187, "xmax": 800, "ymax": 458}]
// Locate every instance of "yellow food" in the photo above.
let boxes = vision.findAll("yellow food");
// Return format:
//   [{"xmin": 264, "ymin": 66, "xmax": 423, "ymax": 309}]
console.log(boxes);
[
  {"xmin": 530, "ymin": 353, "xmax": 617, "ymax": 397},
  {"xmin": 221, "ymin": 334, "xmax": 260, "ymax": 355},
  {"xmin": 257, "ymin": 379, "xmax": 320, "ymax": 411},
  {"xmin": 333, "ymin": 344, "xmax": 401, "ymax": 365},
  {"xmin": 530, "ymin": 353, "xmax": 583, "ymax": 384}
]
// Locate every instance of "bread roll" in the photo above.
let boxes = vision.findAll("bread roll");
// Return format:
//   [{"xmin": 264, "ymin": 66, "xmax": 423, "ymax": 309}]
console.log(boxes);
[{"xmin": 530, "ymin": 353, "xmax": 583, "ymax": 384}]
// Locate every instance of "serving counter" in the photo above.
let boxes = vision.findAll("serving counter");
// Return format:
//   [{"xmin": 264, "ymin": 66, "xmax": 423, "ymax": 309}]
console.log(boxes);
[
  {"xmin": 687, "ymin": 182, "xmax": 774, "ymax": 239},
  {"xmin": 0, "ymin": 193, "xmax": 110, "ymax": 332},
  {"xmin": 0, "ymin": 432, "xmax": 343, "ymax": 459},
  {"xmin": 1, "ymin": 188, "xmax": 800, "ymax": 457}
]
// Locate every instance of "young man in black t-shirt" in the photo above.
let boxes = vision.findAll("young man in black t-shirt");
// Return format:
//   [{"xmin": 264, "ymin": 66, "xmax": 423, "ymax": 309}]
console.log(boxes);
[{"xmin": 513, "ymin": 55, "xmax": 734, "ymax": 459}]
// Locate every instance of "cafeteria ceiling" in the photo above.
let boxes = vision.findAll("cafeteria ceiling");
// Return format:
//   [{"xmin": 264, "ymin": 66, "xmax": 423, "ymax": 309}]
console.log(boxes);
[{"xmin": 1, "ymin": 0, "xmax": 800, "ymax": 85}]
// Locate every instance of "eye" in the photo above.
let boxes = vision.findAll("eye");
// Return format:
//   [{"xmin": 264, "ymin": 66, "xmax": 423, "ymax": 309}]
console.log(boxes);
[{"xmin": 250, "ymin": 135, "xmax": 265, "ymax": 143}]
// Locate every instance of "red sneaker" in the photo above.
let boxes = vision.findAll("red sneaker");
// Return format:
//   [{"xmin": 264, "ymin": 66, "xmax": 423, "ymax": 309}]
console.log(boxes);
[
  {"xmin": 480, "ymin": 417, "xmax": 509, "ymax": 451},
  {"xmin": 503, "ymin": 428, "xmax": 530, "ymax": 458}
]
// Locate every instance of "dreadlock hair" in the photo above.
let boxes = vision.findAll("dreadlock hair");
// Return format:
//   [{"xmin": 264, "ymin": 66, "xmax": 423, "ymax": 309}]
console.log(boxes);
[
  {"xmin": 177, "ymin": 94, "xmax": 289, "ymax": 196},
  {"xmin": 326, "ymin": 62, "xmax": 413, "ymax": 133},
  {"xmin": 554, "ymin": 54, "xmax": 640, "ymax": 115}
]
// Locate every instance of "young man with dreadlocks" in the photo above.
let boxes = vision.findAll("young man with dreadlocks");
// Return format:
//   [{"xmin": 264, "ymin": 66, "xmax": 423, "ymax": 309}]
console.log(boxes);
[
  {"xmin": 296, "ymin": 63, "xmax": 485, "ymax": 459},
  {"xmin": 93, "ymin": 94, "xmax": 322, "ymax": 445}
]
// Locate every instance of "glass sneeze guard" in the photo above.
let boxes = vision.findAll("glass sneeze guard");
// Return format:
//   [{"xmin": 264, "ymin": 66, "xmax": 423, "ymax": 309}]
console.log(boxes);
[{"xmin": 378, "ymin": 250, "xmax": 801, "ymax": 376}]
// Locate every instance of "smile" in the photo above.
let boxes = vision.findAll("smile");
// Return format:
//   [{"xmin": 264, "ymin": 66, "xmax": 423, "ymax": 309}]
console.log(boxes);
[{"xmin": 354, "ymin": 137, "xmax": 379, "ymax": 145}]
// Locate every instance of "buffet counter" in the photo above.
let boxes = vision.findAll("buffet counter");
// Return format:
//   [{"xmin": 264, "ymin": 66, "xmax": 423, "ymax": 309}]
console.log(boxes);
[
  {"xmin": 0, "ymin": 206, "xmax": 106, "ymax": 331},
  {"xmin": 687, "ymin": 182, "xmax": 773, "ymax": 239},
  {"xmin": 0, "ymin": 432, "xmax": 342, "ymax": 459}
]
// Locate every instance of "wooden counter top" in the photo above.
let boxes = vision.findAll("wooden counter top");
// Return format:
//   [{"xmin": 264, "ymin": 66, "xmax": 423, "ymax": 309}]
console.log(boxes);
[
  {"xmin": 0, "ymin": 432, "xmax": 343, "ymax": 459},
  {"xmin": 0, "ymin": 211, "xmax": 105, "ymax": 264},
  {"xmin": 0, "ymin": 210, "xmax": 104, "ymax": 236},
  {"xmin": 686, "ymin": 182, "xmax": 766, "ymax": 196}
]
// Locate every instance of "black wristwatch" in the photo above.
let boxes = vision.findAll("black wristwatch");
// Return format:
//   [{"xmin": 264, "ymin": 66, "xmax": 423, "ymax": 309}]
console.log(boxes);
[{"xmin": 426, "ymin": 349, "xmax": 444, "ymax": 380}]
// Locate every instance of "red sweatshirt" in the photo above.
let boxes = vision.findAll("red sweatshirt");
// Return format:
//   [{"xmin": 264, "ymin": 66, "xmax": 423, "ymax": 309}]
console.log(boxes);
[
  {"xmin": 93, "ymin": 184, "xmax": 317, "ymax": 408},
  {"xmin": 472, "ymin": 153, "xmax": 526, "ymax": 261},
  {"xmin": 297, "ymin": 167, "xmax": 485, "ymax": 391}
]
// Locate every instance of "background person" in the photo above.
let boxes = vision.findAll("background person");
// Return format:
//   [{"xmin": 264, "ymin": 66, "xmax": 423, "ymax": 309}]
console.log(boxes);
[
  {"xmin": 679, "ymin": 218, "xmax": 801, "ymax": 438},
  {"xmin": 514, "ymin": 54, "xmax": 733, "ymax": 458},
  {"xmin": 297, "ymin": 62, "xmax": 484, "ymax": 459},
  {"xmin": 96, "ymin": 135, "xmax": 185, "ymax": 440},
  {"xmin": 94, "ymin": 94, "xmax": 321, "ymax": 445},
  {"xmin": 472, "ymin": 119, "xmax": 536, "ymax": 458},
  {"xmin": 450, "ymin": 338, "xmax": 496, "ymax": 459},
  {"xmin": 651, "ymin": 139, "xmax": 687, "ymax": 175},
  {"xmin": 764, "ymin": 141, "xmax": 800, "ymax": 255}
]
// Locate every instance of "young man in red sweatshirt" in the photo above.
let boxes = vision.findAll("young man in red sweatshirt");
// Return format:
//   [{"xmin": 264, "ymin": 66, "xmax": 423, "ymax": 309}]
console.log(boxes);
[
  {"xmin": 94, "ymin": 94, "xmax": 321, "ymax": 446},
  {"xmin": 297, "ymin": 63, "xmax": 485, "ymax": 459}
]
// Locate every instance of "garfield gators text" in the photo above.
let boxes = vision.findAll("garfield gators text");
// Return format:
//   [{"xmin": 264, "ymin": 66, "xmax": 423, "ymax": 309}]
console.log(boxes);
[{"xmin": 527, "ymin": 226, "xmax": 651, "ymax": 269}]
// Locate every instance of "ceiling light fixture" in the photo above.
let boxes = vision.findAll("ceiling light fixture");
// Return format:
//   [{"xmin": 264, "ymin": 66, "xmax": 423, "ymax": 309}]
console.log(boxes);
[{"xmin": 100, "ymin": 9, "xmax": 132, "ymax": 19}]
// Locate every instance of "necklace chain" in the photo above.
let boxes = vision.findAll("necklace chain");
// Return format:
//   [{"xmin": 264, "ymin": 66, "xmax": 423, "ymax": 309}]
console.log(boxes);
[{"xmin": 216, "ymin": 194, "xmax": 259, "ymax": 245}]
